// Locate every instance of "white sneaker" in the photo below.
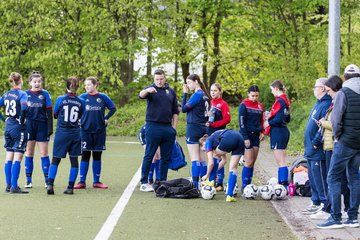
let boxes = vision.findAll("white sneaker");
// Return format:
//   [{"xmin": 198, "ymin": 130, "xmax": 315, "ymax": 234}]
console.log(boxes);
[
  {"xmin": 342, "ymin": 211, "xmax": 349, "ymax": 220},
  {"xmin": 302, "ymin": 203, "xmax": 323, "ymax": 214},
  {"xmin": 140, "ymin": 183, "xmax": 154, "ymax": 192},
  {"xmin": 310, "ymin": 210, "xmax": 330, "ymax": 220},
  {"xmin": 24, "ymin": 182, "xmax": 33, "ymax": 188},
  {"xmin": 44, "ymin": 183, "xmax": 48, "ymax": 188}
]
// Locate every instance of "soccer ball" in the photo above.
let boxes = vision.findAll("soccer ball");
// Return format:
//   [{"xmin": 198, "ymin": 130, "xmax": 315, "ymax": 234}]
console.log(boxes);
[
  {"xmin": 242, "ymin": 184, "xmax": 259, "ymax": 199},
  {"xmin": 224, "ymin": 183, "xmax": 239, "ymax": 196},
  {"xmin": 259, "ymin": 185, "xmax": 274, "ymax": 200},
  {"xmin": 273, "ymin": 184, "xmax": 288, "ymax": 200},
  {"xmin": 267, "ymin": 177, "xmax": 278, "ymax": 187},
  {"xmin": 201, "ymin": 185, "xmax": 216, "ymax": 200},
  {"xmin": 238, "ymin": 155, "xmax": 245, "ymax": 166}
]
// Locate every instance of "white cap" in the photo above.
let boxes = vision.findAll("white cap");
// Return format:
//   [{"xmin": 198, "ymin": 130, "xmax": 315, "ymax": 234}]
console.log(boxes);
[{"xmin": 344, "ymin": 64, "xmax": 360, "ymax": 75}]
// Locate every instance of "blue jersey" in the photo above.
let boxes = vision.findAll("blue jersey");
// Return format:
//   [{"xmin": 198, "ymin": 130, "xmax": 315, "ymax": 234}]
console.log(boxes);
[
  {"xmin": 26, "ymin": 89, "xmax": 52, "ymax": 122},
  {"xmin": 54, "ymin": 93, "xmax": 85, "ymax": 131},
  {"xmin": 182, "ymin": 90, "xmax": 209, "ymax": 125},
  {"xmin": 0, "ymin": 88, "xmax": 28, "ymax": 131},
  {"xmin": 79, "ymin": 92, "xmax": 116, "ymax": 133}
]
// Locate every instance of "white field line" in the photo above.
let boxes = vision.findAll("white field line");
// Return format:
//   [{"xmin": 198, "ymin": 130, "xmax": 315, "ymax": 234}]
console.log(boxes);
[{"xmin": 94, "ymin": 166, "xmax": 141, "ymax": 240}]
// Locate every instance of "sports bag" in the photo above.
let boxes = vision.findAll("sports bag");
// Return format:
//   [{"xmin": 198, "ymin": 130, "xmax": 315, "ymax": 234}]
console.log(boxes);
[
  {"xmin": 153, "ymin": 178, "xmax": 200, "ymax": 199},
  {"xmin": 168, "ymin": 141, "xmax": 187, "ymax": 171}
]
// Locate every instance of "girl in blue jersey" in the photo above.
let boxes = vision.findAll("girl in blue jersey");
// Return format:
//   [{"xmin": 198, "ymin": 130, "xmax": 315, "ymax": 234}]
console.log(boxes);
[
  {"xmin": 0, "ymin": 72, "xmax": 29, "ymax": 193},
  {"xmin": 207, "ymin": 83, "xmax": 231, "ymax": 191},
  {"xmin": 182, "ymin": 74, "xmax": 210, "ymax": 189},
  {"xmin": 46, "ymin": 77, "xmax": 84, "ymax": 195},
  {"xmin": 24, "ymin": 71, "xmax": 53, "ymax": 188},
  {"xmin": 264, "ymin": 80, "xmax": 291, "ymax": 186},
  {"xmin": 138, "ymin": 124, "xmax": 161, "ymax": 184},
  {"xmin": 200, "ymin": 129, "xmax": 245, "ymax": 202},
  {"xmin": 239, "ymin": 85, "xmax": 264, "ymax": 190},
  {"xmin": 74, "ymin": 76, "xmax": 117, "ymax": 189}
]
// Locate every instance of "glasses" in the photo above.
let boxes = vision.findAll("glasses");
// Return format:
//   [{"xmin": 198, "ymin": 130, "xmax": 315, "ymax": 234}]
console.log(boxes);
[{"xmin": 313, "ymin": 86, "xmax": 323, "ymax": 90}]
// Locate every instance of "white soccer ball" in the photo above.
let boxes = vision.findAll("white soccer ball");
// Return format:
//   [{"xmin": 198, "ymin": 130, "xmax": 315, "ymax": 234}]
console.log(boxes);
[
  {"xmin": 238, "ymin": 155, "xmax": 245, "ymax": 166},
  {"xmin": 273, "ymin": 184, "xmax": 288, "ymax": 200},
  {"xmin": 267, "ymin": 177, "xmax": 278, "ymax": 187},
  {"xmin": 260, "ymin": 185, "xmax": 274, "ymax": 200},
  {"xmin": 224, "ymin": 183, "xmax": 239, "ymax": 196},
  {"xmin": 242, "ymin": 184, "xmax": 259, "ymax": 199},
  {"xmin": 201, "ymin": 185, "xmax": 216, "ymax": 200}
]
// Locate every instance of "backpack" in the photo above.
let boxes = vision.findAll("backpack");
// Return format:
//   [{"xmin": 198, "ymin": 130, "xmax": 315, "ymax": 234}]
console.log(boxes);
[
  {"xmin": 153, "ymin": 178, "xmax": 200, "ymax": 199},
  {"xmin": 289, "ymin": 156, "xmax": 311, "ymax": 197},
  {"xmin": 168, "ymin": 141, "xmax": 187, "ymax": 171}
]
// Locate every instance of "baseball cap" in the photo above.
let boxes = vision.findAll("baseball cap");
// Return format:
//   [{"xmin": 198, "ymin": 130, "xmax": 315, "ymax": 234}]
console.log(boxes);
[{"xmin": 344, "ymin": 64, "xmax": 360, "ymax": 74}]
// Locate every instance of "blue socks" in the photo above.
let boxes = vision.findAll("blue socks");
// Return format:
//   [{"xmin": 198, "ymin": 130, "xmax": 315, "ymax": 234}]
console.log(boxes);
[
  {"xmin": 11, "ymin": 161, "xmax": 21, "ymax": 188},
  {"xmin": 92, "ymin": 159, "xmax": 101, "ymax": 183},
  {"xmin": 209, "ymin": 160, "xmax": 219, "ymax": 182},
  {"xmin": 25, "ymin": 156, "xmax": 34, "ymax": 182},
  {"xmin": 69, "ymin": 167, "xmax": 79, "ymax": 184},
  {"xmin": 48, "ymin": 164, "xmax": 58, "ymax": 184},
  {"xmin": 241, "ymin": 166, "xmax": 254, "ymax": 189},
  {"xmin": 217, "ymin": 158, "xmax": 224, "ymax": 185},
  {"xmin": 227, "ymin": 171, "xmax": 237, "ymax": 196},
  {"xmin": 4, "ymin": 160, "xmax": 12, "ymax": 187},
  {"xmin": 41, "ymin": 156, "xmax": 50, "ymax": 183},
  {"xmin": 278, "ymin": 166, "xmax": 289, "ymax": 185},
  {"xmin": 192, "ymin": 160, "xmax": 201, "ymax": 188},
  {"xmin": 79, "ymin": 160, "xmax": 90, "ymax": 183},
  {"xmin": 200, "ymin": 161, "xmax": 207, "ymax": 177},
  {"xmin": 155, "ymin": 160, "xmax": 160, "ymax": 181}
]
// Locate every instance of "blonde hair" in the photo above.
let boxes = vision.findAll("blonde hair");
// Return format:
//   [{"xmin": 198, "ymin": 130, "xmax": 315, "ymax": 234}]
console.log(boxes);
[{"xmin": 9, "ymin": 72, "xmax": 22, "ymax": 85}]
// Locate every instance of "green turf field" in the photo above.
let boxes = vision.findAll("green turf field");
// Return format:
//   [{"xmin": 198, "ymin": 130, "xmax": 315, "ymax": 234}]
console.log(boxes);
[{"xmin": 0, "ymin": 136, "xmax": 296, "ymax": 240}]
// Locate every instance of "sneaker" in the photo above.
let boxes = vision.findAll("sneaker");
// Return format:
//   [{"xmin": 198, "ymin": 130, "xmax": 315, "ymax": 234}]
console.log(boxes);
[
  {"xmin": 5, "ymin": 185, "xmax": 10, "ymax": 193},
  {"xmin": 47, "ymin": 185, "xmax": 54, "ymax": 195},
  {"xmin": 24, "ymin": 182, "xmax": 33, "ymax": 188},
  {"xmin": 215, "ymin": 184, "xmax": 224, "ymax": 192},
  {"xmin": 44, "ymin": 183, "xmax": 48, "ymax": 189},
  {"xmin": 226, "ymin": 196, "xmax": 237, "ymax": 202},
  {"xmin": 302, "ymin": 203, "xmax": 323, "ymax": 214},
  {"xmin": 342, "ymin": 211, "xmax": 349, "ymax": 220},
  {"xmin": 139, "ymin": 183, "xmax": 154, "ymax": 192},
  {"xmin": 74, "ymin": 182, "xmax": 86, "ymax": 189},
  {"xmin": 310, "ymin": 210, "xmax": 330, "ymax": 220},
  {"xmin": 343, "ymin": 219, "xmax": 359, "ymax": 228},
  {"xmin": 10, "ymin": 186, "xmax": 29, "ymax": 194},
  {"xmin": 93, "ymin": 182, "xmax": 108, "ymax": 189},
  {"xmin": 317, "ymin": 218, "xmax": 344, "ymax": 229},
  {"xmin": 63, "ymin": 188, "xmax": 74, "ymax": 195}
]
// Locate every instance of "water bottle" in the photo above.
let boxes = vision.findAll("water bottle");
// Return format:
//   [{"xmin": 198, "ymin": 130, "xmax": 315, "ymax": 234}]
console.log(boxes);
[
  {"xmin": 208, "ymin": 106, "xmax": 215, "ymax": 124},
  {"xmin": 288, "ymin": 183, "xmax": 296, "ymax": 196}
]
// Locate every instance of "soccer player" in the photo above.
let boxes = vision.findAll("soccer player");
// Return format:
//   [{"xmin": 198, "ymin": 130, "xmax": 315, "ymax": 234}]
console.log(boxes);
[
  {"xmin": 0, "ymin": 72, "xmax": 29, "ymax": 193},
  {"xmin": 24, "ymin": 71, "xmax": 53, "ymax": 188},
  {"xmin": 182, "ymin": 74, "xmax": 210, "ymax": 189},
  {"xmin": 74, "ymin": 76, "xmax": 116, "ymax": 189},
  {"xmin": 46, "ymin": 76, "xmax": 84, "ymax": 195},
  {"xmin": 264, "ymin": 80, "xmax": 291, "ymax": 186},
  {"xmin": 239, "ymin": 85, "xmax": 264, "ymax": 190},
  {"xmin": 200, "ymin": 129, "xmax": 245, "ymax": 202},
  {"xmin": 138, "ymin": 124, "xmax": 161, "ymax": 184},
  {"xmin": 207, "ymin": 83, "xmax": 231, "ymax": 191}
]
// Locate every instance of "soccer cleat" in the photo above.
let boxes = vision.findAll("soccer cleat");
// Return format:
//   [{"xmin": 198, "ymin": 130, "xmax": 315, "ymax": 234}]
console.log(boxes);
[
  {"xmin": 5, "ymin": 185, "xmax": 10, "ymax": 193},
  {"xmin": 63, "ymin": 188, "xmax": 74, "ymax": 195},
  {"xmin": 317, "ymin": 217, "xmax": 344, "ymax": 229},
  {"xmin": 310, "ymin": 210, "xmax": 330, "ymax": 220},
  {"xmin": 74, "ymin": 182, "xmax": 86, "ymax": 189},
  {"xmin": 226, "ymin": 196, "xmax": 237, "ymax": 202},
  {"xmin": 24, "ymin": 182, "xmax": 33, "ymax": 188},
  {"xmin": 343, "ymin": 219, "xmax": 359, "ymax": 228},
  {"xmin": 201, "ymin": 180, "xmax": 215, "ymax": 187},
  {"xmin": 47, "ymin": 185, "xmax": 54, "ymax": 195},
  {"xmin": 302, "ymin": 203, "xmax": 323, "ymax": 214},
  {"xmin": 10, "ymin": 186, "xmax": 29, "ymax": 194},
  {"xmin": 44, "ymin": 183, "xmax": 48, "ymax": 189},
  {"xmin": 139, "ymin": 183, "xmax": 154, "ymax": 192},
  {"xmin": 93, "ymin": 182, "xmax": 108, "ymax": 189},
  {"xmin": 215, "ymin": 184, "xmax": 224, "ymax": 192}
]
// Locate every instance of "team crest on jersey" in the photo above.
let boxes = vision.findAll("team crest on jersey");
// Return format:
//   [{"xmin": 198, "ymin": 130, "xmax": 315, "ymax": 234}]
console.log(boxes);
[
  {"xmin": 86, "ymin": 99, "xmax": 90, "ymax": 102},
  {"xmin": 216, "ymin": 104, "xmax": 221, "ymax": 108},
  {"xmin": 165, "ymin": 89, "xmax": 169, "ymax": 95},
  {"xmin": 38, "ymin": 95, "xmax": 44, "ymax": 100},
  {"xmin": 96, "ymin": 98, "xmax": 102, "ymax": 103},
  {"xmin": 85, "ymin": 105, "xmax": 90, "ymax": 110}
]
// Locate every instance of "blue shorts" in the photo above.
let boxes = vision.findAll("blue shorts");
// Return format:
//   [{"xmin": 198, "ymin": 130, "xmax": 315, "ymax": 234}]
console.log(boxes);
[
  {"xmin": 186, "ymin": 123, "xmax": 206, "ymax": 144},
  {"xmin": 245, "ymin": 132, "xmax": 260, "ymax": 149},
  {"xmin": 270, "ymin": 127, "xmax": 290, "ymax": 150},
  {"xmin": 53, "ymin": 130, "xmax": 81, "ymax": 158},
  {"xmin": 218, "ymin": 130, "xmax": 244, "ymax": 156},
  {"xmin": 4, "ymin": 127, "xmax": 28, "ymax": 153},
  {"xmin": 27, "ymin": 120, "xmax": 49, "ymax": 142},
  {"xmin": 81, "ymin": 130, "xmax": 106, "ymax": 151}
]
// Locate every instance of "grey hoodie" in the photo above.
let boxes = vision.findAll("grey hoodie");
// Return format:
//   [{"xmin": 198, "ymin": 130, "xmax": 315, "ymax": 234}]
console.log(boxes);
[{"xmin": 331, "ymin": 77, "xmax": 360, "ymax": 140}]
